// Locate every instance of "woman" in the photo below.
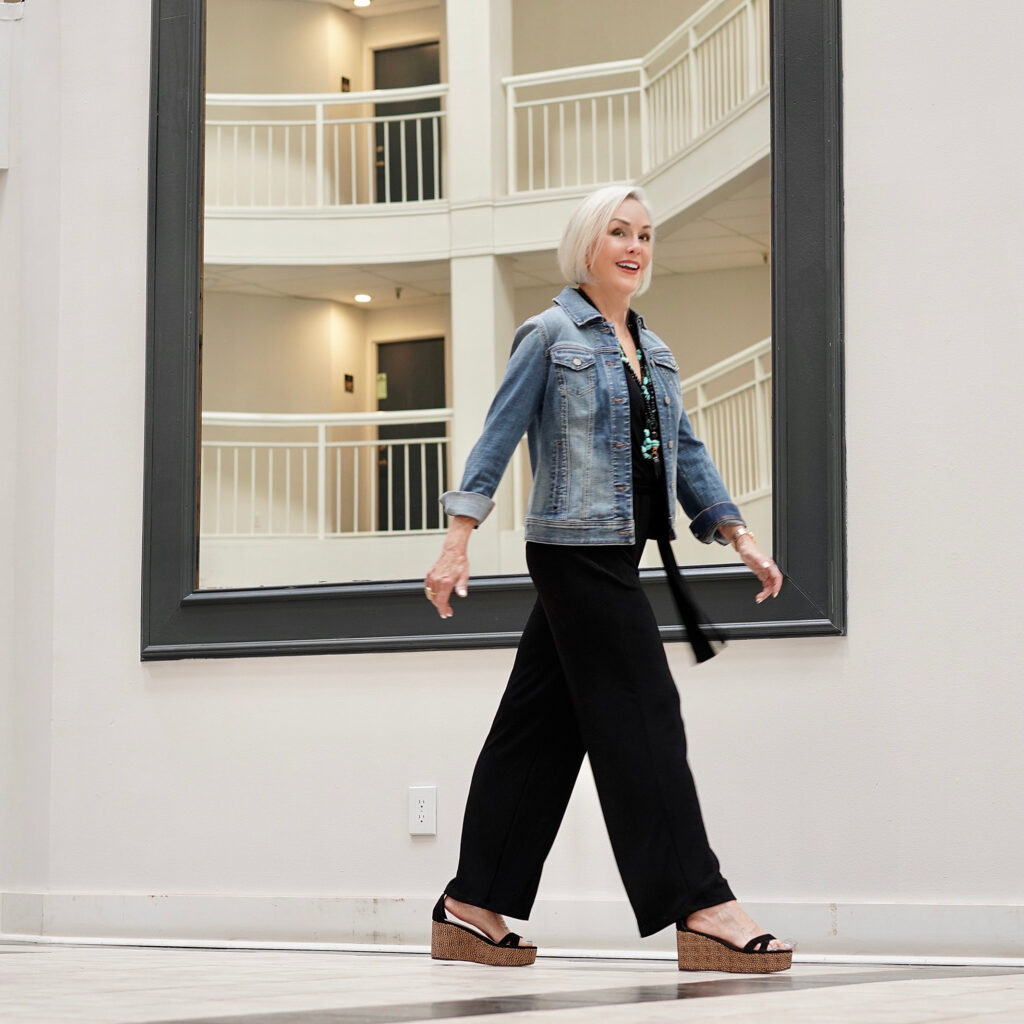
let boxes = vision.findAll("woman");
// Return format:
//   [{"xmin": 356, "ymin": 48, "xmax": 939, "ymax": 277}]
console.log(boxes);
[{"xmin": 424, "ymin": 185, "xmax": 791, "ymax": 973}]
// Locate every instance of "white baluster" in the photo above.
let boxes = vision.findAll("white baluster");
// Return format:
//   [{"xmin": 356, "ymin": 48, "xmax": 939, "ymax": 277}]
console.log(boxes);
[
  {"xmin": 315, "ymin": 102, "xmax": 324, "ymax": 207},
  {"xmin": 506, "ymin": 82, "xmax": 517, "ymax": 194},
  {"xmin": 317, "ymin": 423, "xmax": 326, "ymax": 540}
]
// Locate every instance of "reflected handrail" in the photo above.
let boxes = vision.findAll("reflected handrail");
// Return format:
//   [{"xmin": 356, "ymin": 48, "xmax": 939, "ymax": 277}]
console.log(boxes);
[
  {"xmin": 205, "ymin": 84, "xmax": 448, "ymax": 208},
  {"xmin": 681, "ymin": 337, "xmax": 772, "ymax": 505},
  {"xmin": 503, "ymin": 0, "xmax": 769, "ymax": 193},
  {"xmin": 200, "ymin": 408, "xmax": 452, "ymax": 538}
]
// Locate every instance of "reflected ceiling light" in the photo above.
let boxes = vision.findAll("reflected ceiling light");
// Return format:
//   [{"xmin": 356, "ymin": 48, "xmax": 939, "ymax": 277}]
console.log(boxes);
[{"xmin": 354, "ymin": 293, "xmax": 372, "ymax": 303}]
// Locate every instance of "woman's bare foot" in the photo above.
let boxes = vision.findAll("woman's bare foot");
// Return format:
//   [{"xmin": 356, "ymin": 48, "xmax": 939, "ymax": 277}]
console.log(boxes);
[
  {"xmin": 684, "ymin": 901, "xmax": 793, "ymax": 952},
  {"xmin": 444, "ymin": 895, "xmax": 535, "ymax": 948}
]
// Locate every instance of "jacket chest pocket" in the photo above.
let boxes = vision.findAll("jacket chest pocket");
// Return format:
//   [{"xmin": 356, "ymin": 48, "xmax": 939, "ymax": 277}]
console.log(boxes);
[
  {"xmin": 649, "ymin": 350, "xmax": 682, "ymax": 397},
  {"xmin": 551, "ymin": 347, "xmax": 597, "ymax": 397}
]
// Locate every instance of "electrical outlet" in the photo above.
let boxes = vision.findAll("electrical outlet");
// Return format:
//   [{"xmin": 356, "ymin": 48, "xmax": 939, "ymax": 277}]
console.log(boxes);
[{"xmin": 408, "ymin": 785, "xmax": 437, "ymax": 835}]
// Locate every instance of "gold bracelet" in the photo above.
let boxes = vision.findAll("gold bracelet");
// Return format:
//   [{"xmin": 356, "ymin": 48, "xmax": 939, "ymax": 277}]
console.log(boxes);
[{"xmin": 730, "ymin": 526, "xmax": 756, "ymax": 550}]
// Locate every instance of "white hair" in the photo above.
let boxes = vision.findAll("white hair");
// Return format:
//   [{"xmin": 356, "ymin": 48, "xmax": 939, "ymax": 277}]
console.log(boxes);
[{"xmin": 557, "ymin": 185, "xmax": 654, "ymax": 296}]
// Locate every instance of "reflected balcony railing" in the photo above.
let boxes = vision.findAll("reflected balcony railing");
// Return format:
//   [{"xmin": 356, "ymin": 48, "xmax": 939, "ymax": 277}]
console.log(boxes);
[
  {"xmin": 200, "ymin": 341, "xmax": 770, "ymax": 543},
  {"xmin": 199, "ymin": 409, "xmax": 452, "ymax": 538},
  {"xmin": 203, "ymin": 0, "xmax": 767, "ymax": 211},
  {"xmin": 681, "ymin": 337, "xmax": 772, "ymax": 505},
  {"xmin": 204, "ymin": 83, "xmax": 447, "ymax": 209},
  {"xmin": 503, "ymin": 0, "xmax": 768, "ymax": 194}
]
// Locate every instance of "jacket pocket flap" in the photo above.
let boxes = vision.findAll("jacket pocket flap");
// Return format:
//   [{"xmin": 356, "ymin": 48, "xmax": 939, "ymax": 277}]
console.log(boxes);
[
  {"xmin": 551, "ymin": 348, "xmax": 596, "ymax": 371},
  {"xmin": 648, "ymin": 349, "xmax": 680, "ymax": 373}
]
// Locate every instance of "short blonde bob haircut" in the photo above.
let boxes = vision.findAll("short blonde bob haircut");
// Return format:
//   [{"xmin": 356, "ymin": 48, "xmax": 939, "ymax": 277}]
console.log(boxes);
[{"xmin": 557, "ymin": 184, "xmax": 654, "ymax": 297}]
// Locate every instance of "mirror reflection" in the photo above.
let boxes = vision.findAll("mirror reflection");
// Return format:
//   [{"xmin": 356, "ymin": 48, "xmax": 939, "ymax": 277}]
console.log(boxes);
[{"xmin": 199, "ymin": 0, "xmax": 771, "ymax": 589}]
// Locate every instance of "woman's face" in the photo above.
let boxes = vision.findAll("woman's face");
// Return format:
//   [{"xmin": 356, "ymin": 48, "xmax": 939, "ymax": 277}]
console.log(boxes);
[{"xmin": 586, "ymin": 198, "xmax": 653, "ymax": 299}]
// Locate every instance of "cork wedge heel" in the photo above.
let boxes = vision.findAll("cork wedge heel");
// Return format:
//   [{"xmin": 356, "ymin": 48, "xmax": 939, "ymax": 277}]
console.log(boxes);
[
  {"xmin": 430, "ymin": 894, "xmax": 537, "ymax": 967},
  {"xmin": 676, "ymin": 927, "xmax": 793, "ymax": 973}
]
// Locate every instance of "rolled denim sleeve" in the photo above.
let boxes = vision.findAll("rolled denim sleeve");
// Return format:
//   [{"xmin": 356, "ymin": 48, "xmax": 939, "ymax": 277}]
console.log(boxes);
[
  {"xmin": 675, "ymin": 403, "xmax": 745, "ymax": 544},
  {"xmin": 440, "ymin": 319, "xmax": 549, "ymax": 526}
]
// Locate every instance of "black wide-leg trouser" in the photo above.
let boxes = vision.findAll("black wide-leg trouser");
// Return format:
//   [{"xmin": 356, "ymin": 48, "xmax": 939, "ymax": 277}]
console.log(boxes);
[{"xmin": 445, "ymin": 490, "xmax": 734, "ymax": 938}]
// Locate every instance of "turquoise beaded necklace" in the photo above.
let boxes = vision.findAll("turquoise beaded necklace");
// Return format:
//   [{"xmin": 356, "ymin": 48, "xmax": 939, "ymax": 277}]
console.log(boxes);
[{"xmin": 619, "ymin": 342, "xmax": 661, "ymax": 462}]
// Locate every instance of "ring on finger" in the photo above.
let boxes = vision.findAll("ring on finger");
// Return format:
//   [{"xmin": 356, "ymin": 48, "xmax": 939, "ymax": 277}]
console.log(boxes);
[{"xmin": 424, "ymin": 586, "xmax": 435, "ymax": 599}]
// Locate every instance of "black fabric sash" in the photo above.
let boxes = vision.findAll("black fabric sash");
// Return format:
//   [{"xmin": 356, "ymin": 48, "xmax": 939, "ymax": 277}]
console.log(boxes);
[{"xmin": 656, "ymin": 536, "xmax": 723, "ymax": 664}]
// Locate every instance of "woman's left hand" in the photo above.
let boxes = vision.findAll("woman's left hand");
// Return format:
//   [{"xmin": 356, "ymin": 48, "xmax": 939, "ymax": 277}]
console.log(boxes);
[{"xmin": 736, "ymin": 538, "xmax": 783, "ymax": 603}]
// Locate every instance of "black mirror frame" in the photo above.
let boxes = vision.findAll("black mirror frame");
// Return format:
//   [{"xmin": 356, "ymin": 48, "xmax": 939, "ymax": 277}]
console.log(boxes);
[{"xmin": 142, "ymin": 0, "xmax": 844, "ymax": 659}]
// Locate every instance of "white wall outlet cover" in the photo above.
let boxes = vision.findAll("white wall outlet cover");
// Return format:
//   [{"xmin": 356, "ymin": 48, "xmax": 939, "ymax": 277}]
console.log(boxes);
[{"xmin": 408, "ymin": 785, "xmax": 437, "ymax": 835}]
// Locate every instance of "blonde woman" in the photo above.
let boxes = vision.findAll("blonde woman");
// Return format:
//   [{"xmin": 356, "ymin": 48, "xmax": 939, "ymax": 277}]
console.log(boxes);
[{"xmin": 425, "ymin": 185, "xmax": 790, "ymax": 973}]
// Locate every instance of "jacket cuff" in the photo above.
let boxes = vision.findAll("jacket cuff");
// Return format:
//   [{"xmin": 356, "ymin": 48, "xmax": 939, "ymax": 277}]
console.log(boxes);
[
  {"xmin": 688, "ymin": 502, "xmax": 745, "ymax": 545},
  {"xmin": 440, "ymin": 490, "xmax": 495, "ymax": 525}
]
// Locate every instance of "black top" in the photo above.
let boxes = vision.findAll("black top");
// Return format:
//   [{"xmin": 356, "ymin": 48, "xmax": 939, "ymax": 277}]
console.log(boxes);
[{"xmin": 574, "ymin": 289, "xmax": 664, "ymax": 495}]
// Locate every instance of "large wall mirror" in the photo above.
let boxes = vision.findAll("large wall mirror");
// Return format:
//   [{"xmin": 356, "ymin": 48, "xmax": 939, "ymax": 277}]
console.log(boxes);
[{"xmin": 143, "ymin": 0, "xmax": 843, "ymax": 658}]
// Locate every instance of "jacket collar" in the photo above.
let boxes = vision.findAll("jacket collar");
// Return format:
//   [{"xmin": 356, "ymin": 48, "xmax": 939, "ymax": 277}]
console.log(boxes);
[{"xmin": 553, "ymin": 285, "xmax": 646, "ymax": 332}]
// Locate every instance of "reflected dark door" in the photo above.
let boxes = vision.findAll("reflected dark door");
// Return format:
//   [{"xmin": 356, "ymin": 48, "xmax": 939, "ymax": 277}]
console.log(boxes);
[
  {"xmin": 374, "ymin": 42, "xmax": 441, "ymax": 202},
  {"xmin": 377, "ymin": 338, "xmax": 446, "ymax": 532}
]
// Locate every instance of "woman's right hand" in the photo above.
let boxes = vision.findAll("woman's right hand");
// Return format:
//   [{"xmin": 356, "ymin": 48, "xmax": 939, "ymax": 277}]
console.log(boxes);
[{"xmin": 425, "ymin": 516, "xmax": 476, "ymax": 618}]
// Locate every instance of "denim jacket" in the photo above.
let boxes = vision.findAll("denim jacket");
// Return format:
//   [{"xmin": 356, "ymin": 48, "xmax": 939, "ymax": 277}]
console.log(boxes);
[{"xmin": 440, "ymin": 286, "xmax": 744, "ymax": 546}]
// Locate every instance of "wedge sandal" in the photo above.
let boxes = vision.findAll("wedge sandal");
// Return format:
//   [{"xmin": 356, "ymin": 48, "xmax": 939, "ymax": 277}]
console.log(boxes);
[
  {"xmin": 676, "ymin": 926, "xmax": 793, "ymax": 973},
  {"xmin": 430, "ymin": 894, "xmax": 537, "ymax": 967}
]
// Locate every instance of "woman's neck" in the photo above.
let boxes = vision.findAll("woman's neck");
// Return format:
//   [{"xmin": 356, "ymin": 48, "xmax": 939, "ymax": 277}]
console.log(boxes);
[{"xmin": 578, "ymin": 285, "xmax": 631, "ymax": 330}]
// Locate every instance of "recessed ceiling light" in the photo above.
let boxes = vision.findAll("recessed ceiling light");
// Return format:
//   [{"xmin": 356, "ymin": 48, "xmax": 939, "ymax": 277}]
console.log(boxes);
[
  {"xmin": 354, "ymin": 293, "xmax": 372, "ymax": 303},
  {"xmin": 353, "ymin": 0, "xmax": 371, "ymax": 7}
]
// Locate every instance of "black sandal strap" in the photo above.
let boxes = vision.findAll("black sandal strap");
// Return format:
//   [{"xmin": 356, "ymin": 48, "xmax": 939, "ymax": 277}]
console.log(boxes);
[
  {"xmin": 436, "ymin": 895, "xmax": 525, "ymax": 950},
  {"xmin": 432, "ymin": 894, "xmax": 448, "ymax": 923},
  {"xmin": 743, "ymin": 933, "xmax": 776, "ymax": 953}
]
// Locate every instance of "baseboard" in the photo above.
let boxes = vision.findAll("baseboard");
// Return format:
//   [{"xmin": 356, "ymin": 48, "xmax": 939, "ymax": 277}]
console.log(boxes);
[{"xmin": 3, "ymin": 893, "xmax": 1023, "ymax": 960}]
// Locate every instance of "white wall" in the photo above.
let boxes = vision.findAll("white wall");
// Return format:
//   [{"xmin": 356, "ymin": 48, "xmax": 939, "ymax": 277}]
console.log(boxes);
[
  {"xmin": 206, "ymin": 0, "xmax": 442, "ymax": 95},
  {"xmin": 0, "ymin": 23, "xmax": 20, "ymax": 888},
  {"xmin": 512, "ymin": 0, "xmax": 707, "ymax": 74},
  {"xmin": 203, "ymin": 291, "xmax": 368, "ymax": 413},
  {"xmin": 3, "ymin": 0, "xmax": 1024, "ymax": 958},
  {"xmin": 2, "ymin": 0, "xmax": 58, "ymax": 898},
  {"xmin": 206, "ymin": 0, "xmax": 363, "ymax": 93}
]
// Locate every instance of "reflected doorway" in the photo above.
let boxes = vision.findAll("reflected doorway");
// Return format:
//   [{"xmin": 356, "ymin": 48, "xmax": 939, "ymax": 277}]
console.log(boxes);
[
  {"xmin": 376, "ymin": 337, "xmax": 447, "ymax": 532},
  {"xmin": 374, "ymin": 42, "xmax": 442, "ymax": 202}
]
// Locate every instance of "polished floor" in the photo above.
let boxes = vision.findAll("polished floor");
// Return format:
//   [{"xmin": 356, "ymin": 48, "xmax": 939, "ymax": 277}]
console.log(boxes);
[{"xmin": 2, "ymin": 943, "xmax": 1024, "ymax": 1024}]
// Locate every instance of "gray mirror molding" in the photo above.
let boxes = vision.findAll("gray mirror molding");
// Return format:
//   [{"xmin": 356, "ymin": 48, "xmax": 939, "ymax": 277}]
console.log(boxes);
[{"xmin": 142, "ymin": 0, "xmax": 845, "ymax": 660}]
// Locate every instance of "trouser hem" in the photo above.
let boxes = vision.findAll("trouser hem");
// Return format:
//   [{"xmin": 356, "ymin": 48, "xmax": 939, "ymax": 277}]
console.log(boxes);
[
  {"xmin": 442, "ymin": 879, "xmax": 532, "ymax": 922},
  {"xmin": 635, "ymin": 880, "xmax": 737, "ymax": 938}
]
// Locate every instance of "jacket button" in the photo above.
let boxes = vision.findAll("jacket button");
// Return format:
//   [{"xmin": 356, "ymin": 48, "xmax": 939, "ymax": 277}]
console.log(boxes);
[
  {"xmin": 664, "ymin": 396, "xmax": 670, "ymax": 404},
  {"xmin": 573, "ymin": 357, "xmax": 581, "ymax": 366}
]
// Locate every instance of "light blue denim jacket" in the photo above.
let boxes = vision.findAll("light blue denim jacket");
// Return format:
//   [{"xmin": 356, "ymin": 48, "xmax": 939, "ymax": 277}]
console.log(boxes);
[{"xmin": 440, "ymin": 286, "xmax": 744, "ymax": 546}]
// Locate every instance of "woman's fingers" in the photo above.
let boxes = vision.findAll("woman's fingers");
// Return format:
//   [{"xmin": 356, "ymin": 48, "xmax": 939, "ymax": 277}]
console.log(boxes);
[
  {"xmin": 741, "ymin": 545, "xmax": 783, "ymax": 603},
  {"xmin": 755, "ymin": 565, "xmax": 782, "ymax": 602},
  {"xmin": 424, "ymin": 561, "xmax": 452, "ymax": 618},
  {"xmin": 425, "ymin": 554, "xmax": 470, "ymax": 618},
  {"xmin": 432, "ymin": 580, "xmax": 455, "ymax": 618}
]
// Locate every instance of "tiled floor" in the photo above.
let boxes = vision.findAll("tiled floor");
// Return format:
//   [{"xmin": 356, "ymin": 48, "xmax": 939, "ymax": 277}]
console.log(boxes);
[{"xmin": 2, "ymin": 943, "xmax": 1023, "ymax": 1024}]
